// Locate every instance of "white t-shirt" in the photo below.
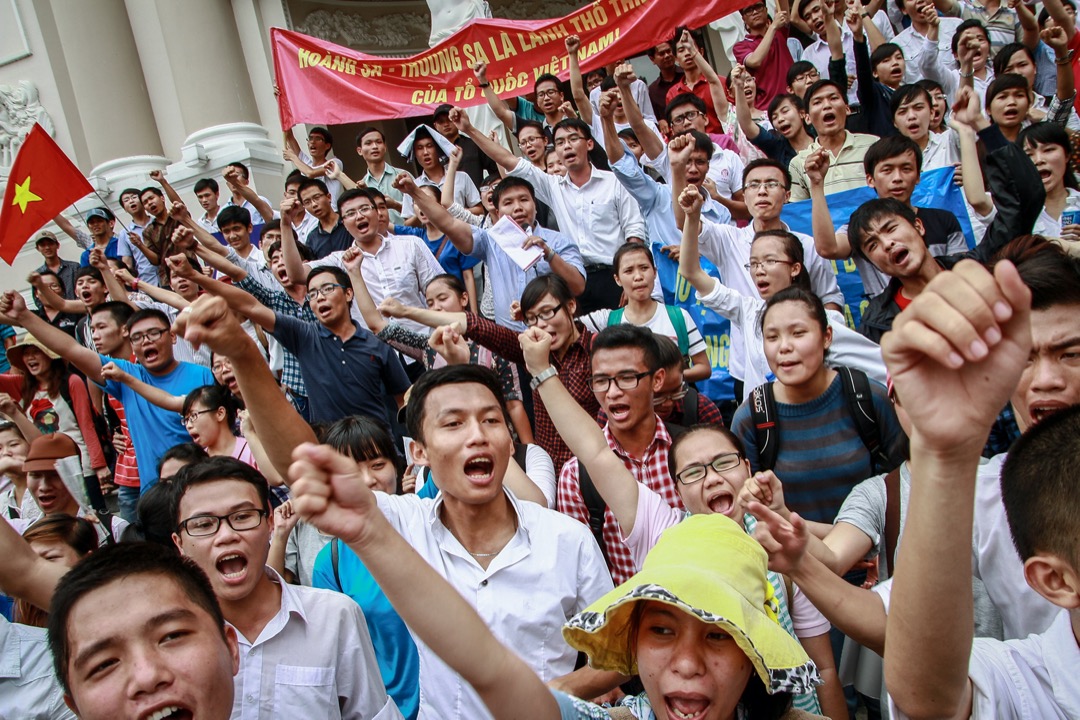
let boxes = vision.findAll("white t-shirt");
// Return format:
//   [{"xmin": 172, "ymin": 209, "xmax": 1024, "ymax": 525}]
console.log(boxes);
[
  {"xmin": 1032, "ymin": 188, "xmax": 1080, "ymax": 240},
  {"xmin": 580, "ymin": 303, "xmax": 707, "ymax": 357},
  {"xmin": 400, "ymin": 170, "xmax": 481, "ymax": 219}
]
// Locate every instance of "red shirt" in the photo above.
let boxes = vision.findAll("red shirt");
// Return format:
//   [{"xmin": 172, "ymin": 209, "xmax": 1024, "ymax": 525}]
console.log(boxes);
[
  {"xmin": 108, "ymin": 395, "xmax": 140, "ymax": 488},
  {"xmin": 666, "ymin": 74, "xmax": 727, "ymax": 135},
  {"xmin": 557, "ymin": 418, "xmax": 681, "ymax": 584},
  {"xmin": 733, "ymin": 27, "xmax": 793, "ymax": 111},
  {"xmin": 894, "ymin": 289, "xmax": 913, "ymax": 311}
]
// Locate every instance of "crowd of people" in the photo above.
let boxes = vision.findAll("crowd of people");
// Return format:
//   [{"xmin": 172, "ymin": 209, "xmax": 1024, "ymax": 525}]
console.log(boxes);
[{"xmin": 1, "ymin": 3, "xmax": 1078, "ymax": 718}]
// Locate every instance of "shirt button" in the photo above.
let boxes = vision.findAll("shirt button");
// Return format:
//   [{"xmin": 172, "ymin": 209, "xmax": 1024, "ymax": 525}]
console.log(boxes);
[
  {"xmin": 481, "ymin": 579, "xmax": 488, "ymax": 587},
  {"xmin": 246, "ymin": 695, "xmax": 255, "ymax": 702}
]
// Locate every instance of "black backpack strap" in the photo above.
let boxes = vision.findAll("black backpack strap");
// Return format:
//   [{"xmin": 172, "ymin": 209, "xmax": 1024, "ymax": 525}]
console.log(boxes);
[
  {"xmin": 577, "ymin": 462, "xmax": 610, "ymax": 563},
  {"xmin": 837, "ymin": 367, "xmax": 890, "ymax": 471},
  {"xmin": 100, "ymin": 512, "xmax": 116, "ymax": 546},
  {"xmin": 883, "ymin": 467, "xmax": 902, "ymax": 577},
  {"xmin": 513, "ymin": 443, "xmax": 529, "ymax": 472},
  {"xmin": 682, "ymin": 386, "xmax": 699, "ymax": 426},
  {"xmin": 331, "ymin": 539, "xmax": 342, "ymax": 590},
  {"xmin": 749, "ymin": 383, "xmax": 780, "ymax": 471}
]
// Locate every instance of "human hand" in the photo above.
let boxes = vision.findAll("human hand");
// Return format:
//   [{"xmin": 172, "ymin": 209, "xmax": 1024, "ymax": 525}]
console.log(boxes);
[
  {"xmin": 521, "ymin": 235, "xmax": 552, "ymax": 261},
  {"xmin": 1042, "ymin": 25, "xmax": 1069, "ymax": 54},
  {"xmin": 614, "ymin": 62, "xmax": 637, "ymax": 89},
  {"xmin": 1061, "ymin": 223, "xmax": 1080, "ymax": 243},
  {"xmin": 746, "ymin": 501, "xmax": 810, "ymax": 576},
  {"xmin": 169, "ymin": 201, "xmax": 191, "ymax": 223},
  {"xmin": 473, "ymin": 61, "xmax": 488, "ymax": 84},
  {"xmin": 772, "ymin": 10, "xmax": 790, "ymax": 28},
  {"xmin": 731, "ymin": 64, "xmax": 748, "ymax": 92},
  {"xmin": 115, "ymin": 267, "xmax": 137, "ymax": 288},
  {"xmin": 88, "ymin": 248, "xmax": 108, "ymax": 270},
  {"xmin": 0, "ymin": 290, "xmax": 28, "ymax": 324},
  {"xmin": 166, "ymin": 253, "xmax": 196, "ymax": 280},
  {"xmin": 845, "ymin": 8, "xmax": 864, "ymax": 39},
  {"xmin": 598, "ymin": 89, "xmax": 618, "ymax": 119},
  {"xmin": 149, "ymin": 169, "xmax": 165, "ymax": 183},
  {"xmin": 881, "ymin": 260, "xmax": 1031, "ymax": 454},
  {"xmin": 280, "ymin": 197, "xmax": 302, "ymax": 221},
  {"xmin": 565, "ymin": 34, "xmax": 581, "ymax": 55},
  {"xmin": 509, "ymin": 300, "xmax": 523, "ymax": 322},
  {"xmin": 660, "ymin": 244, "xmax": 681, "ymax": 262},
  {"xmin": 447, "ymin": 146, "xmax": 463, "ymax": 169},
  {"xmin": 428, "ymin": 324, "xmax": 471, "ymax": 366},
  {"xmin": 400, "ymin": 465, "xmax": 419, "ymax": 494},
  {"xmin": 804, "ymin": 146, "xmax": 831, "ymax": 188},
  {"xmin": 26, "ymin": 271, "xmax": 42, "ymax": 287},
  {"xmin": 738, "ymin": 471, "xmax": 789, "ymax": 519},
  {"xmin": 448, "ymin": 106, "xmax": 473, "ymax": 134},
  {"xmin": 112, "ymin": 430, "xmax": 127, "ymax": 456},
  {"xmin": 289, "ymin": 442, "xmax": 384, "ymax": 545},
  {"xmin": 100, "ymin": 361, "xmax": 133, "ymax": 384},
  {"xmin": 173, "ymin": 294, "xmax": 252, "ymax": 357},
  {"xmin": 393, "ymin": 171, "xmax": 419, "ymax": 196},
  {"xmin": 274, "ymin": 499, "xmax": 302, "ymax": 537},
  {"xmin": 948, "ymin": 86, "xmax": 989, "ymax": 132},
  {"xmin": 377, "ymin": 296, "xmax": 407, "ymax": 318},
  {"xmin": 342, "ymin": 246, "xmax": 364, "ymax": 273},
  {"xmin": 0, "ymin": 392, "xmax": 19, "ymax": 416},
  {"xmin": 518, "ymin": 326, "xmax": 554, "ymax": 375},
  {"xmin": 918, "ymin": 0, "xmax": 939, "ymax": 25},
  {"xmin": 171, "ymin": 225, "xmax": 195, "ymax": 251},
  {"xmin": 701, "ymin": 177, "xmax": 719, "ymax": 200},
  {"xmin": 667, "ymin": 132, "xmax": 695, "ymax": 168},
  {"xmin": 324, "ymin": 158, "xmax": 342, "ymax": 180},
  {"xmin": 677, "ymin": 183, "xmax": 704, "ymax": 216}
]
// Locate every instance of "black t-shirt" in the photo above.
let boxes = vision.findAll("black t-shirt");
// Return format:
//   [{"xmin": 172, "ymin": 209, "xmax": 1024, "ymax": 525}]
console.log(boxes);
[{"xmin": 914, "ymin": 206, "xmax": 967, "ymax": 257}]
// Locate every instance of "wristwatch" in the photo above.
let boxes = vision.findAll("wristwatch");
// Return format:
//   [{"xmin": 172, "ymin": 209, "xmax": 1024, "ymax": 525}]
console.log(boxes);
[{"xmin": 529, "ymin": 366, "xmax": 558, "ymax": 391}]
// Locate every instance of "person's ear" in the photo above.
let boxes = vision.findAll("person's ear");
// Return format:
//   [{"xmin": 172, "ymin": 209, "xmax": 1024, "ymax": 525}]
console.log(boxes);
[
  {"xmin": 1024, "ymin": 554, "xmax": 1080, "ymax": 609},
  {"xmin": 64, "ymin": 695, "xmax": 78, "ymax": 716},
  {"xmin": 224, "ymin": 624, "xmax": 241, "ymax": 675},
  {"xmin": 172, "ymin": 531, "xmax": 184, "ymax": 554},
  {"xmin": 652, "ymin": 367, "xmax": 667, "ymax": 393},
  {"xmin": 411, "ymin": 439, "xmax": 431, "ymax": 468},
  {"xmin": 564, "ymin": 299, "xmax": 577, "ymax": 317},
  {"xmin": 822, "ymin": 324, "xmax": 834, "ymax": 352},
  {"xmin": 790, "ymin": 262, "xmax": 803, "ymax": 282}
]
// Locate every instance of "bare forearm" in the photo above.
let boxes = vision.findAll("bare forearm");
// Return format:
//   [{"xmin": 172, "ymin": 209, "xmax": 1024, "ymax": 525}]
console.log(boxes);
[
  {"xmin": 503, "ymin": 460, "xmax": 547, "ymax": 505},
  {"xmin": 0, "ymin": 518, "xmax": 67, "ymax": 611},
  {"xmin": 14, "ymin": 310, "xmax": 103, "ymax": 384},
  {"xmin": 790, "ymin": 553, "xmax": 887, "ymax": 654},
  {"xmin": 194, "ymin": 245, "xmax": 248, "ymax": 281},
  {"xmin": 620, "ymin": 86, "xmax": 664, "ymax": 159},
  {"xmin": 549, "ymin": 257, "xmax": 586, "ymax": 296},
  {"xmin": 550, "ymin": 667, "xmax": 628, "ymax": 701},
  {"xmin": 811, "ymin": 184, "xmax": 850, "ymax": 258},
  {"xmin": 743, "ymin": 27, "xmax": 778, "ymax": 69},
  {"xmin": 347, "ymin": 267, "xmax": 387, "ymax": 333}
]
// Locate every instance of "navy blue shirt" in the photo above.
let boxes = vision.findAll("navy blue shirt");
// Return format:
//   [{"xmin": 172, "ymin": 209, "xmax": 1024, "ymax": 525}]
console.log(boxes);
[
  {"xmin": 304, "ymin": 219, "xmax": 354, "ymax": 260},
  {"xmin": 270, "ymin": 313, "xmax": 410, "ymax": 424}
]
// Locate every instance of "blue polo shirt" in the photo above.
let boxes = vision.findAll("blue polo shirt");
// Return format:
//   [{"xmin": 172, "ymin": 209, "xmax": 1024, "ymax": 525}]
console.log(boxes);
[
  {"xmin": 270, "ymin": 314, "xmax": 410, "ymax": 424},
  {"xmin": 79, "ymin": 236, "xmax": 120, "ymax": 267},
  {"xmin": 304, "ymin": 219, "xmax": 353, "ymax": 260},
  {"xmin": 98, "ymin": 356, "xmax": 215, "ymax": 490}
]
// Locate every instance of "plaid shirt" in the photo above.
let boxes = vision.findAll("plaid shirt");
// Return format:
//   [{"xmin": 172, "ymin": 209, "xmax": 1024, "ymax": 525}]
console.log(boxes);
[
  {"xmin": 237, "ymin": 276, "xmax": 312, "ymax": 398},
  {"xmin": 464, "ymin": 313, "xmax": 598, "ymax": 470},
  {"xmin": 557, "ymin": 418, "xmax": 681, "ymax": 584}
]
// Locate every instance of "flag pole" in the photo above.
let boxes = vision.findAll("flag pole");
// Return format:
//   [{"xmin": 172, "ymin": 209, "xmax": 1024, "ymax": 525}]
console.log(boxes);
[{"xmin": 89, "ymin": 187, "xmax": 133, "ymax": 235}]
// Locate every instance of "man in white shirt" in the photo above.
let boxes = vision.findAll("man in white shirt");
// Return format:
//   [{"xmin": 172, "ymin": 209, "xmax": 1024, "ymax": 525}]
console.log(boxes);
[
  {"xmin": 455, "ymin": 108, "xmax": 647, "ymax": 314},
  {"xmin": 223, "ymin": 162, "xmax": 276, "ymax": 225},
  {"xmin": 285, "ymin": 126, "xmax": 345, "ymax": 210},
  {"xmin": 798, "ymin": 0, "xmax": 861, "ymax": 105},
  {"xmin": 171, "ymin": 456, "xmax": 401, "ymax": 719},
  {"xmin": 194, "ymin": 177, "xmax": 223, "ymax": 234},
  {"xmin": 892, "ymin": 0, "xmax": 962, "ymax": 84}
]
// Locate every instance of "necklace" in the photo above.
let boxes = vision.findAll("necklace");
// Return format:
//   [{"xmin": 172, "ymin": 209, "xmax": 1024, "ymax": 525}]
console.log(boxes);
[{"xmin": 468, "ymin": 550, "xmax": 500, "ymax": 558}]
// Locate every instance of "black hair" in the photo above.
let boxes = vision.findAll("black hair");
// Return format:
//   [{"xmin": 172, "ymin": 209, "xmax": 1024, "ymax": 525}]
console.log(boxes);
[
  {"xmin": 48, "ymin": 542, "xmax": 226, "ymax": 693},
  {"xmin": 803, "ymin": 78, "xmax": 848, "ymax": 109},
  {"xmin": 193, "ymin": 178, "xmax": 219, "ymax": 195},
  {"xmin": 785, "ymin": 61, "xmax": 818, "ymax": 88},
  {"xmin": 285, "ymin": 169, "xmax": 305, "ymax": 188},
  {"xmin": 309, "ymin": 126, "xmax": 334, "ymax": 145},
  {"xmin": 743, "ymin": 158, "xmax": 792, "ymax": 189},
  {"xmin": 119, "ymin": 187, "xmax": 143, "ymax": 201},
  {"xmin": 654, "ymin": 335, "xmax": 684, "ymax": 371},
  {"xmin": 520, "ymin": 273, "xmax": 576, "ymax": 315},
  {"xmin": 671, "ymin": 25, "xmax": 706, "ymax": 50},
  {"xmin": 1002, "ymin": 404, "xmax": 1080, "ymax": 567},
  {"xmin": 140, "ymin": 186, "xmax": 164, "ymax": 199},
  {"xmin": 864, "ymin": 135, "xmax": 924, "ymax": 176},
  {"xmin": 182, "ymin": 384, "xmax": 239, "ymax": 430},
  {"xmin": 1018, "ymin": 122, "xmax": 1079, "ymax": 190},
  {"xmin": 323, "ymin": 415, "xmax": 406, "ymax": 489},
  {"xmin": 515, "ymin": 119, "xmax": 547, "ymax": 141},
  {"xmin": 591, "ymin": 324, "xmax": 662, "ymax": 372},
  {"xmin": 552, "ymin": 117, "xmax": 594, "ymax": 142},
  {"xmin": 90, "ymin": 300, "xmax": 134, "ymax": 329},
  {"xmin": 1038, "ymin": 0, "xmax": 1076, "ymax": 26},
  {"xmin": 796, "ymin": 0, "xmax": 819, "ymax": 20},
  {"xmin": 35, "ymin": 269, "xmax": 65, "ymax": 295},
  {"xmin": 889, "ymin": 84, "xmax": 933, "ymax": 119},
  {"xmin": 356, "ymin": 126, "xmax": 384, "ymax": 146},
  {"xmin": 847, "ymin": 197, "xmax": 920, "ymax": 259},
  {"xmin": 125, "ymin": 307, "xmax": 171, "ymax": 333},
  {"xmin": 405, "ymin": 365, "xmax": 509, "ymax": 443},
  {"xmin": 534, "ymin": 73, "xmax": 562, "ymax": 94},
  {"xmin": 668, "ymin": 424, "xmax": 748, "ymax": 481},
  {"xmin": 752, "ymin": 230, "xmax": 812, "ymax": 291},
  {"xmin": 263, "ymin": 218, "xmax": 281, "ymax": 235},
  {"xmin": 156, "ymin": 442, "xmax": 208, "ymax": 480},
  {"xmin": 760, "ymin": 286, "xmax": 829, "ymax": 338},
  {"xmin": 216, "ymin": 205, "xmax": 252, "ymax": 230},
  {"xmin": 226, "ymin": 161, "xmax": 250, "ymax": 180},
  {"xmin": 613, "ymin": 242, "xmax": 655, "ymax": 273},
  {"xmin": 681, "ymin": 129, "xmax": 715, "ymax": 158},
  {"xmin": 306, "ymin": 265, "xmax": 353, "ymax": 292},
  {"xmin": 952, "ymin": 19, "xmax": 990, "ymax": 55},
  {"xmin": 171, "ymin": 456, "xmax": 272, "ymax": 526},
  {"xmin": 337, "ymin": 187, "xmax": 376, "ymax": 214},
  {"xmin": 617, "ymin": 127, "xmax": 641, "ymax": 145},
  {"xmin": 600, "ymin": 74, "xmax": 617, "ymax": 92},
  {"xmin": 665, "ymin": 93, "xmax": 707, "ymax": 124},
  {"xmin": 75, "ymin": 266, "xmax": 105, "ymax": 285},
  {"xmin": 870, "ymin": 43, "xmax": 904, "ymax": 71},
  {"xmin": 993, "ymin": 43, "xmax": 1036, "ymax": 78},
  {"xmin": 135, "ymin": 480, "xmax": 184, "ymax": 550},
  {"xmin": 767, "ymin": 93, "xmax": 805, "ymax": 124},
  {"xmin": 985, "ymin": 72, "xmax": 1030, "ymax": 111},
  {"xmin": 647, "ymin": 40, "xmax": 674, "ymax": 58},
  {"xmin": 994, "ymin": 235, "xmax": 1080, "ymax": 309},
  {"xmin": 297, "ymin": 178, "xmax": 330, "ymax": 198},
  {"xmin": 425, "ymin": 273, "xmax": 467, "ymax": 297}
]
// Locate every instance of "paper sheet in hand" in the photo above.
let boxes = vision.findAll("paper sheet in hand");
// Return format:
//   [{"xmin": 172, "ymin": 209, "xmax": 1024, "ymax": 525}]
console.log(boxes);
[
  {"xmin": 56, "ymin": 455, "xmax": 92, "ymax": 512},
  {"xmin": 488, "ymin": 216, "xmax": 542, "ymax": 271}
]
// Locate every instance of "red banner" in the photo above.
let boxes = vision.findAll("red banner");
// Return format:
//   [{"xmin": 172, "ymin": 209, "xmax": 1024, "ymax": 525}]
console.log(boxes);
[{"xmin": 272, "ymin": 0, "xmax": 743, "ymax": 128}]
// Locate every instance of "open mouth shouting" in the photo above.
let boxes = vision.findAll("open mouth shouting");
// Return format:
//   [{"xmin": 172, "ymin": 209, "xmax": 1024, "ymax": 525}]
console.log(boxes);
[
  {"xmin": 888, "ymin": 245, "xmax": 910, "ymax": 269},
  {"xmin": 142, "ymin": 705, "xmax": 193, "ymax": 720},
  {"xmin": 1028, "ymin": 401, "xmax": 1069, "ymax": 425},
  {"xmin": 463, "ymin": 454, "xmax": 495, "ymax": 485},
  {"xmin": 704, "ymin": 489, "xmax": 736, "ymax": 518},
  {"xmin": 665, "ymin": 693, "xmax": 711, "ymax": 720},
  {"xmin": 607, "ymin": 402, "xmax": 633, "ymax": 423},
  {"xmin": 215, "ymin": 552, "xmax": 249, "ymax": 586}
]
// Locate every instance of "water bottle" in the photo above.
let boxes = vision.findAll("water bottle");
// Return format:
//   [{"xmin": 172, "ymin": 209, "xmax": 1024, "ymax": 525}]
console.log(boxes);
[{"xmin": 1061, "ymin": 194, "xmax": 1080, "ymax": 230}]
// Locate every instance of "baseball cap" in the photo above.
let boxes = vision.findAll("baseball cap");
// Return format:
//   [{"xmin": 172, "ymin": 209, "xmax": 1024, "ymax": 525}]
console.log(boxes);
[
  {"xmin": 34, "ymin": 231, "xmax": 58, "ymax": 245},
  {"xmin": 23, "ymin": 432, "xmax": 79, "ymax": 473},
  {"xmin": 84, "ymin": 207, "xmax": 114, "ymax": 223},
  {"xmin": 433, "ymin": 103, "xmax": 453, "ymax": 119}
]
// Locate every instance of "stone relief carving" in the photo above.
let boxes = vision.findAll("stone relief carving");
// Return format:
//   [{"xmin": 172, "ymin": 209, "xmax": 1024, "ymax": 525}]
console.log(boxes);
[
  {"xmin": 296, "ymin": 9, "xmax": 431, "ymax": 49},
  {"xmin": 0, "ymin": 81, "xmax": 54, "ymax": 176},
  {"xmin": 491, "ymin": 0, "xmax": 583, "ymax": 21}
]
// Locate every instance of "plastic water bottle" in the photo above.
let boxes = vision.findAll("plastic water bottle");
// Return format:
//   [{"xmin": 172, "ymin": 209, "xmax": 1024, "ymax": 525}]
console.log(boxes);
[{"xmin": 1061, "ymin": 194, "xmax": 1080, "ymax": 230}]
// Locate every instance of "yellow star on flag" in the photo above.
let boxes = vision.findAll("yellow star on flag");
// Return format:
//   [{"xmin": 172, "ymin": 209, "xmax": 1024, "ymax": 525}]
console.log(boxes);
[{"xmin": 11, "ymin": 176, "xmax": 42, "ymax": 213}]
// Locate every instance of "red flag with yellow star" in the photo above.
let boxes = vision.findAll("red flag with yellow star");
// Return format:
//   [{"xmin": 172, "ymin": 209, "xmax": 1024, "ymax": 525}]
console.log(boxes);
[{"xmin": 0, "ymin": 123, "xmax": 93, "ymax": 264}]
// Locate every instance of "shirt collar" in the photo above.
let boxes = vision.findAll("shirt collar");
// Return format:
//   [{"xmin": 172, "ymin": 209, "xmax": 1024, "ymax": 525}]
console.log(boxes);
[
  {"xmin": 1044, "ymin": 609, "xmax": 1080, "ymax": 715},
  {"xmin": 228, "ymin": 567, "xmax": 308, "ymax": 647},
  {"xmin": 428, "ymin": 486, "xmax": 531, "ymax": 564},
  {"xmin": 603, "ymin": 415, "xmax": 672, "ymax": 460}
]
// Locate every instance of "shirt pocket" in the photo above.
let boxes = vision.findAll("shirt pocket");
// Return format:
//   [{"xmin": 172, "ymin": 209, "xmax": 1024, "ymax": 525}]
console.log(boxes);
[{"xmin": 272, "ymin": 664, "xmax": 337, "ymax": 718}]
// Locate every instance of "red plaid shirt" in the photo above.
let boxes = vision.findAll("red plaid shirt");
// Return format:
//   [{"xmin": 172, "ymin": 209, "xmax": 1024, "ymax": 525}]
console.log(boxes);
[
  {"xmin": 465, "ymin": 313, "xmax": 598, "ymax": 470},
  {"xmin": 107, "ymin": 395, "xmax": 140, "ymax": 488},
  {"xmin": 557, "ymin": 417, "xmax": 682, "ymax": 584}
]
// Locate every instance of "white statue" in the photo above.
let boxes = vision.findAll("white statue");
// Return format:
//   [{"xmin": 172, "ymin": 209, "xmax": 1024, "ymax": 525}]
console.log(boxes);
[
  {"xmin": 426, "ymin": 0, "xmax": 491, "ymax": 46},
  {"xmin": 0, "ymin": 81, "xmax": 54, "ymax": 175}
]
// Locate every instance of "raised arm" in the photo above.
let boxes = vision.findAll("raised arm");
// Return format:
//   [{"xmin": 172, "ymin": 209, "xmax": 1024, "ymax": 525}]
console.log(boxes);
[
  {"xmin": 175, "ymin": 295, "xmax": 318, "ymax": 479},
  {"xmin": 669, "ymin": 134, "xmax": 696, "ymax": 229},
  {"xmin": 100, "ymin": 361, "xmax": 184, "ymax": 412},
  {"xmin": 168, "ymin": 255, "xmax": 276, "ymax": 331},
  {"xmin": 732, "ymin": 65, "xmax": 762, "ymax": 142},
  {"xmin": 1043, "ymin": 0, "xmax": 1076, "ymax": 38},
  {"xmin": 1043, "ymin": 25, "xmax": 1077, "ymax": 109},
  {"xmin": 883, "ymin": 260, "xmax": 1031, "ymax": 720},
  {"xmin": 379, "ymin": 296, "xmax": 466, "ymax": 332},
  {"xmin": 0, "ymin": 291, "xmax": 104, "ymax": 384},
  {"xmin": 521, "ymin": 328, "xmax": 641, "ymax": 533},
  {"xmin": 53, "ymin": 214, "xmax": 91, "ymax": 250},
  {"xmin": 28, "ymin": 272, "xmax": 85, "ymax": 315},
  {"xmin": 565, "ymin": 35, "xmax": 593, "ymax": 126},
  {"xmin": 279, "ymin": 197, "xmax": 313, "ymax": 285},
  {"xmin": 193, "ymin": 244, "xmax": 249, "ymax": 282},
  {"xmin": 290, "ymin": 443, "xmax": 561, "ymax": 720},
  {"xmin": 324, "ymin": 159, "xmax": 358, "ymax": 191},
  {"xmin": 1014, "ymin": 0, "xmax": 1040, "ymax": 49},
  {"xmin": 745, "ymin": 12, "xmax": 789, "ymax": 70},
  {"xmin": 683, "ymin": 30, "xmax": 729, "ymax": 119},
  {"xmin": 949, "ymin": 88, "xmax": 994, "ymax": 217},
  {"xmin": 473, "ymin": 62, "xmax": 517, "ymax": 131},
  {"xmin": 0, "ymin": 511, "xmax": 68, "ymax": 612},
  {"xmin": 615, "ymin": 63, "xmax": 665, "ymax": 161},
  {"xmin": 150, "ymin": 169, "xmax": 183, "ymax": 207},
  {"xmin": 599, "ymin": 90, "xmax": 625, "ymax": 164},
  {"xmin": 677, "ymin": 186, "xmax": 721, "ymax": 295},
  {"xmin": 453, "ymin": 107, "xmax": 522, "ymax": 174},
  {"xmin": 807, "ymin": 149, "xmax": 851, "ymax": 259},
  {"xmin": 341, "ymin": 249, "xmax": 386, "ymax": 333},
  {"xmin": 88, "ymin": 252, "xmax": 139, "ymax": 310},
  {"xmin": 396, "ymin": 171, "xmax": 476, "ymax": 254},
  {"xmin": 223, "ymin": 167, "xmax": 275, "ymax": 225}
]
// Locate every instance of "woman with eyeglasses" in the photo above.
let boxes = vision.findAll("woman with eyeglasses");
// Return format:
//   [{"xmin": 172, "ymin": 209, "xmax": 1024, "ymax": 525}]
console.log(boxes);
[
  {"xmin": 518, "ymin": 326, "xmax": 847, "ymax": 718},
  {"xmin": 678, "ymin": 186, "xmax": 886, "ymax": 393},
  {"xmin": 382, "ymin": 273, "xmax": 597, "ymax": 470}
]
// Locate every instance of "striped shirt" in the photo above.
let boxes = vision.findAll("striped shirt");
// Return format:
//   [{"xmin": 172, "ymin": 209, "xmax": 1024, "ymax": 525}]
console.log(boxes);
[
  {"xmin": 788, "ymin": 131, "xmax": 879, "ymax": 201},
  {"xmin": 731, "ymin": 372, "xmax": 905, "ymax": 524},
  {"xmin": 108, "ymin": 395, "xmax": 140, "ymax": 488}
]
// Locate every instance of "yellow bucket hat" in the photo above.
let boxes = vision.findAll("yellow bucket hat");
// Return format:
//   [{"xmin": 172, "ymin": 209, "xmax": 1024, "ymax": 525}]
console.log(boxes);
[
  {"xmin": 7, "ymin": 335, "xmax": 61, "ymax": 376},
  {"xmin": 563, "ymin": 514, "xmax": 820, "ymax": 696}
]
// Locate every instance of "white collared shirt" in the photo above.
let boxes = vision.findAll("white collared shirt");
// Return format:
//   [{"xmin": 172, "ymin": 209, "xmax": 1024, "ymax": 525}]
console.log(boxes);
[
  {"xmin": 697, "ymin": 217, "xmax": 845, "ymax": 389},
  {"xmin": 376, "ymin": 488, "xmax": 613, "ymax": 720},
  {"xmin": 399, "ymin": 170, "xmax": 480, "ymax": 219},
  {"xmin": 225, "ymin": 195, "xmax": 279, "ymax": 225},
  {"xmin": 802, "ymin": 24, "xmax": 859, "ymax": 105},
  {"xmin": 972, "ymin": 455, "xmax": 1060, "ymax": 640},
  {"xmin": 892, "ymin": 18, "xmax": 962, "ymax": 85},
  {"xmin": 230, "ymin": 568, "xmax": 401, "ymax": 720},
  {"xmin": 918, "ymin": 33, "xmax": 994, "ymax": 105},
  {"xmin": 921, "ymin": 127, "xmax": 961, "ymax": 171},
  {"xmin": 197, "ymin": 209, "xmax": 220, "ymax": 234},
  {"xmin": 313, "ymin": 234, "xmax": 444, "ymax": 335},
  {"xmin": 294, "ymin": 212, "xmax": 320, "ymax": 245},
  {"xmin": 0, "ymin": 618, "xmax": 76, "ymax": 720},
  {"xmin": 509, "ymin": 158, "xmax": 647, "ymax": 265}
]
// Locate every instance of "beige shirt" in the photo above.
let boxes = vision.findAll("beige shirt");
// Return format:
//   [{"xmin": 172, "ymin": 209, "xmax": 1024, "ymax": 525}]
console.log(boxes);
[{"xmin": 788, "ymin": 131, "xmax": 879, "ymax": 201}]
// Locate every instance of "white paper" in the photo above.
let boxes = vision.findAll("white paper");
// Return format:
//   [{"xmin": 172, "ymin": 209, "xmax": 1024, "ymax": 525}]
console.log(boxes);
[
  {"xmin": 56, "ymin": 455, "xmax": 92, "ymax": 512},
  {"xmin": 487, "ymin": 215, "xmax": 543, "ymax": 271}
]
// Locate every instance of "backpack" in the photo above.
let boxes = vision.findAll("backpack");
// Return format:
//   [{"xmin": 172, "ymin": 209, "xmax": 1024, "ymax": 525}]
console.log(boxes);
[
  {"xmin": 749, "ymin": 367, "xmax": 894, "ymax": 473},
  {"xmin": 57, "ymin": 372, "xmax": 117, "ymax": 470},
  {"xmin": 331, "ymin": 444, "xmax": 532, "ymax": 585},
  {"xmin": 662, "ymin": 386, "xmax": 700, "ymax": 438},
  {"xmin": 608, "ymin": 305, "xmax": 691, "ymax": 361}
]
